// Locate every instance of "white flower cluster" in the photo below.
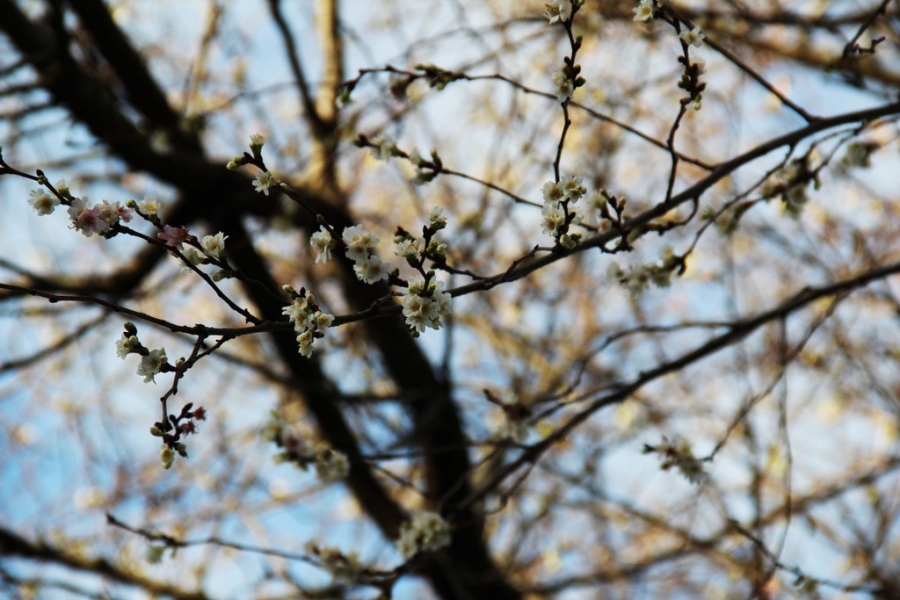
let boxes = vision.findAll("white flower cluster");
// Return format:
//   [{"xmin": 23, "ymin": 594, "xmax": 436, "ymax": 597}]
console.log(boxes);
[
  {"xmin": 310, "ymin": 226, "xmax": 336, "ymax": 264},
  {"xmin": 550, "ymin": 70, "xmax": 575, "ymax": 103},
  {"xmin": 761, "ymin": 158, "xmax": 812, "ymax": 219},
  {"xmin": 179, "ymin": 231, "xmax": 228, "ymax": 267},
  {"xmin": 314, "ymin": 445, "xmax": 351, "ymax": 482},
  {"xmin": 608, "ymin": 262, "xmax": 650, "ymax": 296},
  {"xmin": 60, "ymin": 197, "xmax": 133, "ymax": 238},
  {"xmin": 274, "ymin": 428, "xmax": 350, "ymax": 482},
  {"xmin": 343, "ymin": 225, "xmax": 390, "ymax": 284},
  {"xmin": 409, "ymin": 148, "xmax": 439, "ymax": 186},
  {"xmin": 541, "ymin": 175, "xmax": 586, "ymax": 249},
  {"xmin": 839, "ymin": 142, "xmax": 875, "ymax": 170},
  {"xmin": 397, "ymin": 511, "xmax": 452, "ymax": 559},
  {"xmin": 646, "ymin": 435, "xmax": 708, "ymax": 485},
  {"xmin": 305, "ymin": 542, "xmax": 363, "ymax": 583},
  {"xmin": 395, "ymin": 207, "xmax": 448, "ymax": 262},
  {"xmin": 115, "ymin": 325, "xmax": 168, "ymax": 383},
  {"xmin": 371, "ymin": 136, "xmax": 398, "ymax": 161},
  {"xmin": 282, "ymin": 288, "xmax": 334, "ymax": 357},
  {"xmin": 401, "ymin": 275, "xmax": 452, "ymax": 335},
  {"xmin": 607, "ymin": 246, "xmax": 679, "ymax": 296},
  {"xmin": 395, "ymin": 236, "xmax": 426, "ymax": 261}
]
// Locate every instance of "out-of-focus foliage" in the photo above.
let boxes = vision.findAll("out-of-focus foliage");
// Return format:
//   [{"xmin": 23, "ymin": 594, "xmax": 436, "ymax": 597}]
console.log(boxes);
[{"xmin": 1, "ymin": 1, "xmax": 900, "ymax": 598}]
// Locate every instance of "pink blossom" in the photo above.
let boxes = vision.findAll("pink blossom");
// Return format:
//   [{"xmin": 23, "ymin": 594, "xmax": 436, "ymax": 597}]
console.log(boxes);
[
  {"xmin": 73, "ymin": 207, "xmax": 110, "ymax": 237},
  {"xmin": 158, "ymin": 224, "xmax": 190, "ymax": 247}
]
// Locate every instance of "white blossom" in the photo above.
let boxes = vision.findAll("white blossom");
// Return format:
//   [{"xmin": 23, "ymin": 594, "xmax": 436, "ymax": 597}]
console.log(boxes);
[
  {"xmin": 283, "ymin": 297, "xmax": 311, "ymax": 331},
  {"xmin": 559, "ymin": 232, "xmax": 580, "ymax": 249},
  {"xmin": 607, "ymin": 262, "xmax": 624, "ymax": 282},
  {"xmin": 298, "ymin": 336, "xmax": 314, "ymax": 358},
  {"xmin": 181, "ymin": 246, "xmax": 205, "ymax": 268},
  {"xmin": 282, "ymin": 291, "xmax": 333, "ymax": 357},
  {"xmin": 411, "ymin": 170, "xmax": 434, "ymax": 186},
  {"xmin": 95, "ymin": 200, "xmax": 131, "ymax": 227},
  {"xmin": 201, "ymin": 232, "xmax": 228, "ymax": 259},
  {"xmin": 541, "ymin": 203, "xmax": 566, "ymax": 236},
  {"xmin": 396, "ymin": 237, "xmax": 426, "ymax": 259},
  {"xmin": 693, "ymin": 56, "xmax": 707, "ymax": 74},
  {"xmin": 550, "ymin": 70, "xmax": 574, "ymax": 103},
  {"xmin": 840, "ymin": 142, "xmax": 872, "ymax": 169},
  {"xmin": 353, "ymin": 255, "xmax": 390, "ymax": 284},
  {"xmin": 559, "ymin": 175, "xmax": 586, "ymax": 202},
  {"xmin": 397, "ymin": 511, "xmax": 452, "ymax": 559},
  {"xmin": 569, "ymin": 203, "xmax": 584, "ymax": 227},
  {"xmin": 305, "ymin": 543, "xmax": 362, "ymax": 583},
  {"xmin": 406, "ymin": 275, "xmax": 427, "ymax": 296},
  {"xmin": 66, "ymin": 196, "xmax": 87, "ymax": 219},
  {"xmin": 315, "ymin": 446, "xmax": 350, "ymax": 482},
  {"xmin": 402, "ymin": 294, "xmax": 437, "ymax": 333},
  {"xmin": 427, "ymin": 206, "xmax": 447, "ymax": 230},
  {"xmin": 137, "ymin": 348, "xmax": 167, "ymax": 383},
  {"xmin": 431, "ymin": 281, "xmax": 453, "ymax": 320},
  {"xmin": 542, "ymin": 181, "xmax": 565, "ymax": 205},
  {"xmin": 651, "ymin": 266, "xmax": 673, "ymax": 288},
  {"xmin": 784, "ymin": 184, "xmax": 809, "ymax": 218},
  {"xmin": 137, "ymin": 195, "xmax": 161, "ymax": 218},
  {"xmin": 28, "ymin": 189, "xmax": 59, "ymax": 216},
  {"xmin": 342, "ymin": 225, "xmax": 379, "ymax": 263},
  {"xmin": 651, "ymin": 435, "xmax": 708, "ymax": 485},
  {"xmin": 680, "ymin": 26, "xmax": 705, "ymax": 48},
  {"xmin": 310, "ymin": 226, "xmax": 336, "ymax": 264},
  {"xmin": 624, "ymin": 263, "xmax": 651, "ymax": 296},
  {"xmin": 633, "ymin": 0, "xmax": 654, "ymax": 22},
  {"xmin": 159, "ymin": 444, "xmax": 175, "ymax": 470},
  {"xmin": 116, "ymin": 334, "xmax": 139, "ymax": 359},
  {"xmin": 543, "ymin": 0, "xmax": 570, "ymax": 24},
  {"xmin": 401, "ymin": 278, "xmax": 451, "ymax": 333},
  {"xmin": 372, "ymin": 137, "xmax": 398, "ymax": 161},
  {"xmin": 313, "ymin": 311, "xmax": 334, "ymax": 329},
  {"xmin": 253, "ymin": 170, "xmax": 279, "ymax": 195},
  {"xmin": 68, "ymin": 197, "xmax": 111, "ymax": 237},
  {"xmin": 409, "ymin": 148, "xmax": 425, "ymax": 166}
]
